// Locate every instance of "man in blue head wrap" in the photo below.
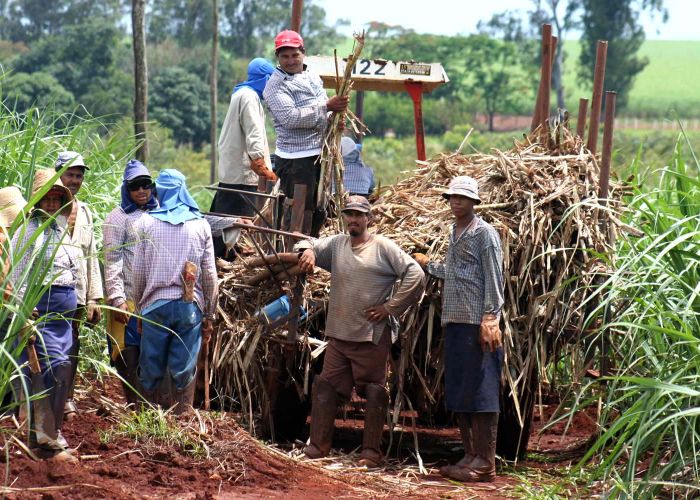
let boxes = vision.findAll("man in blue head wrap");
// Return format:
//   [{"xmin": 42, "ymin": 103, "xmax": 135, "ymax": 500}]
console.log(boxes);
[
  {"xmin": 103, "ymin": 159, "xmax": 158, "ymax": 405},
  {"xmin": 130, "ymin": 169, "xmax": 218, "ymax": 413},
  {"xmin": 212, "ymin": 57, "xmax": 276, "ymax": 257}
]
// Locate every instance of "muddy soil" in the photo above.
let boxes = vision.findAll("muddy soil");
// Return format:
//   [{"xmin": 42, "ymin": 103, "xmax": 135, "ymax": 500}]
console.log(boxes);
[{"xmin": 1, "ymin": 377, "xmax": 597, "ymax": 499}]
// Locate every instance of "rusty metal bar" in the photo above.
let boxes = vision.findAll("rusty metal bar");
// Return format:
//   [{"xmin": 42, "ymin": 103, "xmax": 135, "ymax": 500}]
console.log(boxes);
[
  {"xmin": 531, "ymin": 25, "xmax": 552, "ymax": 132},
  {"xmin": 291, "ymin": 0, "xmax": 303, "ymax": 33},
  {"xmin": 538, "ymin": 24, "xmax": 553, "ymax": 134},
  {"xmin": 206, "ymin": 185, "xmax": 277, "ymax": 199},
  {"xmin": 599, "ymin": 91, "xmax": 616, "ymax": 205},
  {"xmin": 550, "ymin": 35, "xmax": 558, "ymax": 67},
  {"xmin": 587, "ymin": 41, "xmax": 608, "ymax": 154},
  {"xmin": 203, "ymin": 213, "xmax": 311, "ymax": 240},
  {"xmin": 576, "ymin": 98, "xmax": 589, "ymax": 139}
]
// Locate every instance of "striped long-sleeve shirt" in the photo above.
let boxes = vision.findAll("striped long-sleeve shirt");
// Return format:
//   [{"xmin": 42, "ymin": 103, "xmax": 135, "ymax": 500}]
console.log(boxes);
[
  {"xmin": 263, "ymin": 67, "xmax": 328, "ymax": 158},
  {"xmin": 427, "ymin": 217, "xmax": 504, "ymax": 326},
  {"xmin": 130, "ymin": 215, "xmax": 218, "ymax": 318},
  {"xmin": 103, "ymin": 207, "xmax": 149, "ymax": 307}
]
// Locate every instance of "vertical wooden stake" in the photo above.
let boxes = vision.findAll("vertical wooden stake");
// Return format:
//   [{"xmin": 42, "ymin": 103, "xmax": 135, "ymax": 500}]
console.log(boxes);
[
  {"xmin": 531, "ymin": 24, "xmax": 553, "ymax": 133},
  {"xmin": 587, "ymin": 41, "xmax": 608, "ymax": 154},
  {"xmin": 598, "ymin": 91, "xmax": 616, "ymax": 205},
  {"xmin": 576, "ymin": 98, "xmax": 589, "ymax": 139}
]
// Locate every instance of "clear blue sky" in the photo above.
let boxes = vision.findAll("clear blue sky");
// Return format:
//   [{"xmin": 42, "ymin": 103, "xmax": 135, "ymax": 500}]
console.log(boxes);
[{"xmin": 317, "ymin": 0, "xmax": 699, "ymax": 40}]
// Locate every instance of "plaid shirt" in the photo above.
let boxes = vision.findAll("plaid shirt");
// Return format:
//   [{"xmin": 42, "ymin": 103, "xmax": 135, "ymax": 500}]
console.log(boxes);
[
  {"xmin": 103, "ymin": 207, "xmax": 149, "ymax": 307},
  {"xmin": 131, "ymin": 215, "xmax": 218, "ymax": 318},
  {"xmin": 427, "ymin": 217, "xmax": 504, "ymax": 326},
  {"xmin": 12, "ymin": 216, "xmax": 80, "ymax": 299},
  {"xmin": 263, "ymin": 67, "xmax": 328, "ymax": 158},
  {"xmin": 343, "ymin": 157, "xmax": 375, "ymax": 195}
]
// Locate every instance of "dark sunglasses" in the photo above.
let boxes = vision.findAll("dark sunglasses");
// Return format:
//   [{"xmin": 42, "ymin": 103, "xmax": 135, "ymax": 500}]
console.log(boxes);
[{"xmin": 127, "ymin": 179, "xmax": 154, "ymax": 191}]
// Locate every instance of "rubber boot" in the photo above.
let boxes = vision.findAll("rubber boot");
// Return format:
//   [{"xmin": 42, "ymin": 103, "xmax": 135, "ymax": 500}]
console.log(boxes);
[
  {"xmin": 357, "ymin": 384, "xmax": 389, "ymax": 467},
  {"xmin": 114, "ymin": 346, "xmax": 141, "ymax": 406},
  {"xmin": 172, "ymin": 377, "xmax": 196, "ymax": 416},
  {"xmin": 447, "ymin": 412, "xmax": 498, "ymax": 482},
  {"xmin": 304, "ymin": 377, "xmax": 338, "ymax": 459},
  {"xmin": 440, "ymin": 412, "xmax": 474, "ymax": 477},
  {"xmin": 45, "ymin": 363, "xmax": 78, "ymax": 463},
  {"xmin": 64, "ymin": 332, "xmax": 80, "ymax": 421}
]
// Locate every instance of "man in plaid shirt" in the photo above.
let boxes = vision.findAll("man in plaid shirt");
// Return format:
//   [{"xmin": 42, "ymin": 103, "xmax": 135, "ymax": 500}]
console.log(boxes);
[
  {"xmin": 263, "ymin": 29, "xmax": 349, "ymax": 236},
  {"xmin": 131, "ymin": 169, "xmax": 218, "ymax": 413},
  {"xmin": 415, "ymin": 176, "xmax": 504, "ymax": 483}
]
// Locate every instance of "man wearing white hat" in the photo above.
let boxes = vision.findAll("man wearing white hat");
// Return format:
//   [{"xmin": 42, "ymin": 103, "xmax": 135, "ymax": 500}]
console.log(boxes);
[
  {"xmin": 55, "ymin": 151, "xmax": 104, "ymax": 420},
  {"xmin": 414, "ymin": 176, "xmax": 504, "ymax": 483}
]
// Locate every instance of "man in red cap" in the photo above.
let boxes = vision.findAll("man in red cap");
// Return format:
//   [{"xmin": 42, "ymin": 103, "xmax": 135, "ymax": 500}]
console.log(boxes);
[{"xmin": 264, "ymin": 30, "xmax": 349, "ymax": 236}]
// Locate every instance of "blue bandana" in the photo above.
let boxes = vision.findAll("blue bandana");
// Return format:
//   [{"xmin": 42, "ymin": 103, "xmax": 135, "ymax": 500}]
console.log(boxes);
[
  {"xmin": 233, "ymin": 58, "xmax": 275, "ymax": 99},
  {"xmin": 121, "ymin": 159, "xmax": 158, "ymax": 214},
  {"xmin": 149, "ymin": 169, "xmax": 202, "ymax": 225}
]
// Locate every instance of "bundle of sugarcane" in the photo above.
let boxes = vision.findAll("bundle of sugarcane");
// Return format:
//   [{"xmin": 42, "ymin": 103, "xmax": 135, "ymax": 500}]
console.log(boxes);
[
  {"xmin": 210, "ymin": 122, "xmax": 630, "ymax": 442},
  {"xmin": 317, "ymin": 31, "xmax": 367, "ymax": 224}
]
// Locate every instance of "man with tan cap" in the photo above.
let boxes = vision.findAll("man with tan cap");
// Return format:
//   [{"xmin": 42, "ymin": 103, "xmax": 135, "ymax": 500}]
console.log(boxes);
[
  {"xmin": 414, "ymin": 176, "xmax": 504, "ymax": 483},
  {"xmin": 294, "ymin": 195, "xmax": 425, "ymax": 467},
  {"xmin": 54, "ymin": 151, "xmax": 104, "ymax": 419},
  {"xmin": 264, "ymin": 29, "xmax": 349, "ymax": 236}
]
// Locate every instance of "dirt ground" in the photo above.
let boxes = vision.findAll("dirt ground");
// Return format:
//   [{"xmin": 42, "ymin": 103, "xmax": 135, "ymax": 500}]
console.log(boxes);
[{"xmin": 0, "ymin": 377, "xmax": 598, "ymax": 499}]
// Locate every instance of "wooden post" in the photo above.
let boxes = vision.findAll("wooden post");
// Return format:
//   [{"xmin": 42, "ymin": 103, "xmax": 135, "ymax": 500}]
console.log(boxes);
[
  {"xmin": 131, "ymin": 0, "xmax": 148, "ymax": 161},
  {"xmin": 291, "ymin": 0, "xmax": 303, "ymax": 33},
  {"xmin": 209, "ymin": 0, "xmax": 219, "ymax": 184},
  {"xmin": 531, "ymin": 24, "xmax": 553, "ymax": 133},
  {"xmin": 576, "ymin": 98, "xmax": 589, "ymax": 139},
  {"xmin": 586, "ymin": 41, "xmax": 608, "ymax": 154},
  {"xmin": 599, "ymin": 91, "xmax": 616, "ymax": 206}
]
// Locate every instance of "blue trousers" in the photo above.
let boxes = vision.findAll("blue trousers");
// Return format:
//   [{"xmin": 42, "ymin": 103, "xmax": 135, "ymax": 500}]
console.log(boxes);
[{"xmin": 139, "ymin": 300, "xmax": 202, "ymax": 391}]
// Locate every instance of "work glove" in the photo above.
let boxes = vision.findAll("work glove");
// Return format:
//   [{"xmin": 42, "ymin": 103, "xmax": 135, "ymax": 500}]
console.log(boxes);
[
  {"xmin": 250, "ymin": 157, "xmax": 277, "ymax": 182},
  {"xmin": 86, "ymin": 301, "xmax": 102, "ymax": 325},
  {"xmin": 412, "ymin": 252, "xmax": 430, "ymax": 269},
  {"xmin": 480, "ymin": 314, "xmax": 502, "ymax": 353}
]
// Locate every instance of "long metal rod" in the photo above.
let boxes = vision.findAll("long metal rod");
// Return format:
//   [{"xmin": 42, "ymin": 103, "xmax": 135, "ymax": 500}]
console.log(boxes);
[
  {"xmin": 587, "ymin": 40, "xmax": 608, "ymax": 154},
  {"xmin": 203, "ymin": 212, "xmax": 312, "ymax": 240},
  {"xmin": 576, "ymin": 98, "xmax": 589, "ymax": 139},
  {"xmin": 206, "ymin": 185, "xmax": 277, "ymax": 199},
  {"xmin": 538, "ymin": 24, "xmax": 553, "ymax": 132},
  {"xmin": 598, "ymin": 91, "xmax": 616, "ymax": 205}
]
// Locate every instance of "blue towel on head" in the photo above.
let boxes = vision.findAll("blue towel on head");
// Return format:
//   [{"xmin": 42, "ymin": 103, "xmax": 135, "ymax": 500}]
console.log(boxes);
[
  {"xmin": 149, "ymin": 169, "xmax": 202, "ymax": 225},
  {"xmin": 121, "ymin": 159, "xmax": 158, "ymax": 214},
  {"xmin": 233, "ymin": 58, "xmax": 275, "ymax": 99}
]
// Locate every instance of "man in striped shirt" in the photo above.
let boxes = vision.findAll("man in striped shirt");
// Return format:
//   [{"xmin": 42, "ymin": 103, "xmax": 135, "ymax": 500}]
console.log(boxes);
[
  {"xmin": 263, "ymin": 30, "xmax": 349, "ymax": 236},
  {"xmin": 295, "ymin": 196, "xmax": 425, "ymax": 467},
  {"xmin": 131, "ymin": 169, "xmax": 218, "ymax": 413}
]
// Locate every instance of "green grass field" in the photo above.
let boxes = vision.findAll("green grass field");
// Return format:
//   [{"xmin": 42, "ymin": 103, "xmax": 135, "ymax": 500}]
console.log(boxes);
[{"xmin": 560, "ymin": 40, "xmax": 700, "ymax": 118}]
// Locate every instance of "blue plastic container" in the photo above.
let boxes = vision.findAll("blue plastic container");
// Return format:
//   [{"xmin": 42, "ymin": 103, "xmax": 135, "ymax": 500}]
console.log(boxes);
[{"xmin": 258, "ymin": 295, "xmax": 307, "ymax": 325}]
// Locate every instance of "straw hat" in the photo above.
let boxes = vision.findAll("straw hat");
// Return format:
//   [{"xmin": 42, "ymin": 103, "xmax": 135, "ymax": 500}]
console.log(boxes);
[
  {"xmin": 31, "ymin": 169, "xmax": 74, "ymax": 217},
  {"xmin": 0, "ymin": 186, "xmax": 27, "ymax": 227}
]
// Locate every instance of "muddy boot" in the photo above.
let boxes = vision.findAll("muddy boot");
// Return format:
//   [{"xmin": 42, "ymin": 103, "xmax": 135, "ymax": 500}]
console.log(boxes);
[
  {"xmin": 447, "ymin": 412, "xmax": 498, "ymax": 483},
  {"xmin": 64, "ymin": 333, "xmax": 80, "ymax": 421},
  {"xmin": 158, "ymin": 375, "xmax": 174, "ymax": 409},
  {"xmin": 440, "ymin": 412, "xmax": 474, "ymax": 477},
  {"xmin": 304, "ymin": 377, "xmax": 338, "ymax": 459},
  {"xmin": 115, "ymin": 346, "xmax": 141, "ymax": 406},
  {"xmin": 358, "ymin": 384, "xmax": 389, "ymax": 468},
  {"xmin": 172, "ymin": 378, "xmax": 196, "ymax": 416},
  {"xmin": 37, "ymin": 362, "xmax": 78, "ymax": 463}
]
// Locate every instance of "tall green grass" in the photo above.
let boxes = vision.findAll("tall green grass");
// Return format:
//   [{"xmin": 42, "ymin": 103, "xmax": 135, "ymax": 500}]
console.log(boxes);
[{"xmin": 564, "ymin": 132, "xmax": 700, "ymax": 497}]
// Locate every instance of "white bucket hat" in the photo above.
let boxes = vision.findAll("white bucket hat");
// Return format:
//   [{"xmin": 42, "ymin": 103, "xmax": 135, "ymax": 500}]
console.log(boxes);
[
  {"xmin": 0, "ymin": 186, "xmax": 27, "ymax": 227},
  {"xmin": 442, "ymin": 176, "xmax": 481, "ymax": 204}
]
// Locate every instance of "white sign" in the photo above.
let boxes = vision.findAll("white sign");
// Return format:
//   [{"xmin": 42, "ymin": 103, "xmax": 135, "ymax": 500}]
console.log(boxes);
[{"xmin": 305, "ymin": 56, "xmax": 449, "ymax": 93}]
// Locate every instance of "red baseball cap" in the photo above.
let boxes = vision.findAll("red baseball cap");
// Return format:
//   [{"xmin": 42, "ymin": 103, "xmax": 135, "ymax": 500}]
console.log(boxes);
[{"xmin": 275, "ymin": 30, "xmax": 304, "ymax": 51}]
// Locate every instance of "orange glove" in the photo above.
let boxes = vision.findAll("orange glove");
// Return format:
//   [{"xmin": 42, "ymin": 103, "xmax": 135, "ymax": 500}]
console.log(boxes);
[
  {"xmin": 413, "ymin": 253, "xmax": 430, "ymax": 269},
  {"xmin": 250, "ymin": 157, "xmax": 277, "ymax": 182}
]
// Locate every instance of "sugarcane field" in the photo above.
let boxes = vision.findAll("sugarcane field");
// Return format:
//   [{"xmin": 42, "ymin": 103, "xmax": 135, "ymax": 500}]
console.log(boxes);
[{"xmin": 1, "ymin": 0, "xmax": 699, "ymax": 498}]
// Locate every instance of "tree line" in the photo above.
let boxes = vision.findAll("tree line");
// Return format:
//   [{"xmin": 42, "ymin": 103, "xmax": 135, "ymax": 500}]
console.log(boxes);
[{"xmin": 0, "ymin": 0, "xmax": 665, "ymax": 148}]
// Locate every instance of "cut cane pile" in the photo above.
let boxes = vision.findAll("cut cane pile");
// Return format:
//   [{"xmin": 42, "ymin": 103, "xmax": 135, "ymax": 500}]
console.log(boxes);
[{"xmin": 211, "ymin": 124, "xmax": 629, "ymax": 437}]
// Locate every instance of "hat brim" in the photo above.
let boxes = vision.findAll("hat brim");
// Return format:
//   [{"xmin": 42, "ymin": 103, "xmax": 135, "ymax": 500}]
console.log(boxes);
[
  {"xmin": 341, "ymin": 206, "xmax": 371, "ymax": 214},
  {"xmin": 442, "ymin": 191, "xmax": 481, "ymax": 204}
]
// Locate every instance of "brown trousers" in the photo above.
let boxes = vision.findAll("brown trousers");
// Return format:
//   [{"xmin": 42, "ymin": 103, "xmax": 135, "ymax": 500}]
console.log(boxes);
[{"xmin": 320, "ymin": 330, "xmax": 391, "ymax": 399}]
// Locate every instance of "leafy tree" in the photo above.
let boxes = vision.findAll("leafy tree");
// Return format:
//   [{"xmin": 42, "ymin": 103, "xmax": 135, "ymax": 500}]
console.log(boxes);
[
  {"xmin": 462, "ymin": 35, "xmax": 535, "ymax": 131},
  {"xmin": 574, "ymin": 0, "xmax": 667, "ymax": 109},
  {"xmin": 11, "ymin": 19, "xmax": 123, "ymax": 103},
  {"xmin": 2, "ymin": 71, "xmax": 75, "ymax": 110},
  {"xmin": 2, "ymin": 0, "xmax": 122, "ymax": 43},
  {"xmin": 149, "ymin": 67, "xmax": 210, "ymax": 148}
]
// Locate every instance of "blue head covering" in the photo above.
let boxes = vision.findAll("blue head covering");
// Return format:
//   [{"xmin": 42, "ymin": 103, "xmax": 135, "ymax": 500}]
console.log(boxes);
[
  {"xmin": 233, "ymin": 58, "xmax": 275, "ymax": 99},
  {"xmin": 121, "ymin": 159, "xmax": 158, "ymax": 213},
  {"xmin": 149, "ymin": 169, "xmax": 202, "ymax": 225}
]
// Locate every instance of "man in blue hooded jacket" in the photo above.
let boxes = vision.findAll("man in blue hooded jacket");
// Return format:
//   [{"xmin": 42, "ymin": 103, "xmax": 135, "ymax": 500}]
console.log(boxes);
[
  {"xmin": 103, "ymin": 160, "xmax": 158, "ymax": 405},
  {"xmin": 131, "ymin": 169, "xmax": 218, "ymax": 413},
  {"xmin": 212, "ymin": 58, "xmax": 276, "ymax": 258}
]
